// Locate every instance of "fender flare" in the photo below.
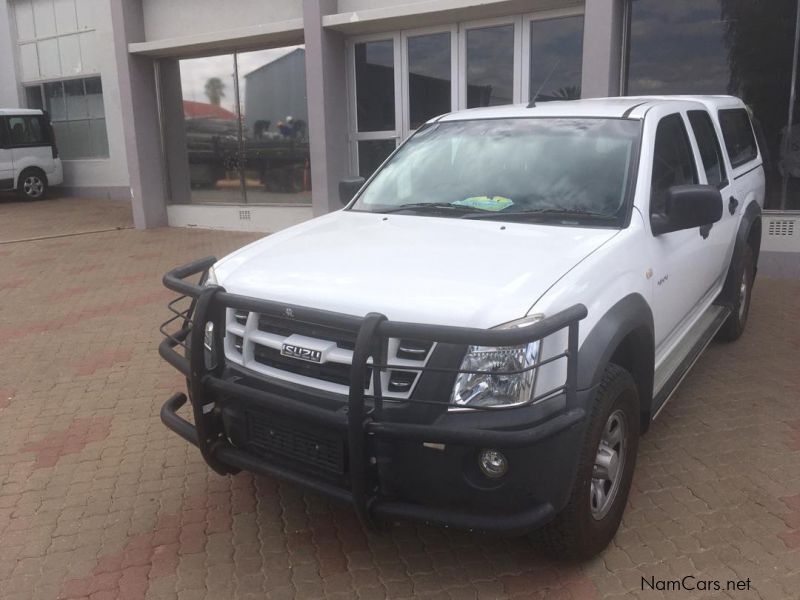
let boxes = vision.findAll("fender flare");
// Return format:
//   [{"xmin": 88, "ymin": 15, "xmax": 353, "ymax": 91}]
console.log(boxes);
[
  {"xmin": 719, "ymin": 201, "xmax": 761, "ymax": 306},
  {"xmin": 577, "ymin": 294, "xmax": 655, "ymax": 425}
]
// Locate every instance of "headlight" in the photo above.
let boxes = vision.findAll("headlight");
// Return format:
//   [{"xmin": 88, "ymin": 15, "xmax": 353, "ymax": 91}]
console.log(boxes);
[{"xmin": 450, "ymin": 315, "xmax": 542, "ymax": 409}]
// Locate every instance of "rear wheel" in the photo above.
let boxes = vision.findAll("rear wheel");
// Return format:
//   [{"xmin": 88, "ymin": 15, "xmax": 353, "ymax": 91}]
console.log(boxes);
[
  {"xmin": 535, "ymin": 364, "xmax": 639, "ymax": 560},
  {"xmin": 716, "ymin": 244, "xmax": 754, "ymax": 342},
  {"xmin": 18, "ymin": 169, "xmax": 48, "ymax": 200}
]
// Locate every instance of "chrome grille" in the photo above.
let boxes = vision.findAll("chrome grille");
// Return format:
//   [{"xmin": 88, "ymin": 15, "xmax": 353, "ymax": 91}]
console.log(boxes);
[{"xmin": 224, "ymin": 309, "xmax": 434, "ymax": 398}]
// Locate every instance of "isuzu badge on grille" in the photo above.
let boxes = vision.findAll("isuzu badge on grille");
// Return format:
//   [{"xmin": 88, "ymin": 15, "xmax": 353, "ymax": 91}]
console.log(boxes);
[{"xmin": 281, "ymin": 343, "xmax": 323, "ymax": 363}]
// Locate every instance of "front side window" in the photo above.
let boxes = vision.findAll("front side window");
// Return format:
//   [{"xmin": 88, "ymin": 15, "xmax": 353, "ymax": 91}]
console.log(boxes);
[
  {"xmin": 351, "ymin": 117, "xmax": 640, "ymax": 226},
  {"xmin": 718, "ymin": 108, "xmax": 758, "ymax": 168},
  {"xmin": 688, "ymin": 110, "xmax": 726, "ymax": 187},
  {"xmin": 650, "ymin": 114, "xmax": 698, "ymax": 216},
  {"xmin": 0, "ymin": 119, "xmax": 8, "ymax": 148},
  {"xmin": 7, "ymin": 115, "xmax": 46, "ymax": 146}
]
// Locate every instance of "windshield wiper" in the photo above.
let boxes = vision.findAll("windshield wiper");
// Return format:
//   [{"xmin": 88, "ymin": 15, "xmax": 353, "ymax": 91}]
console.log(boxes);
[
  {"xmin": 463, "ymin": 207, "xmax": 615, "ymax": 221},
  {"xmin": 375, "ymin": 202, "xmax": 483, "ymax": 215}
]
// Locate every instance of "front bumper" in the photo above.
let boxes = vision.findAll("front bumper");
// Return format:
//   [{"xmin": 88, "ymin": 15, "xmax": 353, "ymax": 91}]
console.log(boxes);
[{"xmin": 159, "ymin": 257, "xmax": 588, "ymax": 536}]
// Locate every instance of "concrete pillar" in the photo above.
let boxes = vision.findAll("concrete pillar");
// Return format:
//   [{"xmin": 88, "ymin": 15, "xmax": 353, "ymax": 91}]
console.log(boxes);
[
  {"xmin": 0, "ymin": 1, "xmax": 22, "ymax": 107},
  {"xmin": 581, "ymin": 0, "xmax": 625, "ymax": 98},
  {"xmin": 109, "ymin": 0, "xmax": 168, "ymax": 228},
  {"xmin": 303, "ymin": 0, "xmax": 350, "ymax": 216}
]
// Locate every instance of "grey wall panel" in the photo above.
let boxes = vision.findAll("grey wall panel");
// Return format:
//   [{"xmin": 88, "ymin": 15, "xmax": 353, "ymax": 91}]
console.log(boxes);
[
  {"xmin": 141, "ymin": 0, "xmax": 302, "ymax": 43},
  {"xmin": 111, "ymin": 0, "xmax": 167, "ymax": 227},
  {"xmin": 303, "ymin": 0, "xmax": 350, "ymax": 216},
  {"xmin": 580, "ymin": 0, "xmax": 623, "ymax": 97}
]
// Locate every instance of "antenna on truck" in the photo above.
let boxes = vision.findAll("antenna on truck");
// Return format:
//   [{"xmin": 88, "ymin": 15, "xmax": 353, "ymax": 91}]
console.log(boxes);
[{"xmin": 527, "ymin": 60, "xmax": 560, "ymax": 108}]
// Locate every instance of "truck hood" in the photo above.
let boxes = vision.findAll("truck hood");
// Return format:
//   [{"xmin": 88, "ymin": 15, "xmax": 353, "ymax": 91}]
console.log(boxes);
[{"xmin": 215, "ymin": 211, "xmax": 618, "ymax": 328}]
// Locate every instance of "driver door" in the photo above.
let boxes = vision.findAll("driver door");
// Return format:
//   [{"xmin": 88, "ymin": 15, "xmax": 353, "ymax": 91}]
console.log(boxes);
[{"xmin": 646, "ymin": 110, "xmax": 716, "ymax": 354}]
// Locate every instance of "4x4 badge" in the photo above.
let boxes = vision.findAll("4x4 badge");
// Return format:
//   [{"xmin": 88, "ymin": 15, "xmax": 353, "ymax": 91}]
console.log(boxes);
[{"xmin": 284, "ymin": 308, "xmax": 295, "ymax": 318}]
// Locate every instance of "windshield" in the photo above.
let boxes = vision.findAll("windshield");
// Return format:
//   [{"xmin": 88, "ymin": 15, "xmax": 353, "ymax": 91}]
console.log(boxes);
[{"xmin": 350, "ymin": 118, "xmax": 641, "ymax": 225}]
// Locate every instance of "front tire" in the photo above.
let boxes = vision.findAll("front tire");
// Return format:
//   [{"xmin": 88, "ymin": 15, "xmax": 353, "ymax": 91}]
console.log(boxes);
[
  {"xmin": 18, "ymin": 169, "xmax": 48, "ymax": 200},
  {"xmin": 536, "ymin": 364, "xmax": 639, "ymax": 560},
  {"xmin": 716, "ymin": 245, "xmax": 754, "ymax": 342}
]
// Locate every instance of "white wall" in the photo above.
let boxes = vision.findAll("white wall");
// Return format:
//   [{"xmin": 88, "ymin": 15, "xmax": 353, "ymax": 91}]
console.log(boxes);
[
  {"xmin": 141, "ymin": 0, "xmax": 302, "ymax": 43},
  {"xmin": 10, "ymin": 0, "xmax": 129, "ymax": 192}
]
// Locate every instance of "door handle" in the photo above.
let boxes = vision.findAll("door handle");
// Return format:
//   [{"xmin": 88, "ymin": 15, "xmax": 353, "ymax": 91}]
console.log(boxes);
[{"xmin": 728, "ymin": 196, "xmax": 739, "ymax": 215}]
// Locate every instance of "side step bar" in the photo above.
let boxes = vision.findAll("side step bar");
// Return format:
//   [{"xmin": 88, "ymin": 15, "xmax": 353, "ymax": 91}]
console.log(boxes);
[{"xmin": 651, "ymin": 305, "xmax": 731, "ymax": 420}]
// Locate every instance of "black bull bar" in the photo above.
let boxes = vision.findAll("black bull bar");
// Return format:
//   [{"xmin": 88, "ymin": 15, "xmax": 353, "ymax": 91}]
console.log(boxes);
[{"xmin": 158, "ymin": 256, "xmax": 588, "ymax": 534}]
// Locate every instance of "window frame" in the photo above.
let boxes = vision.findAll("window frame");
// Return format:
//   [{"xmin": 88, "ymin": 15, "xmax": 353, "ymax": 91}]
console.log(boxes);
[
  {"xmin": 520, "ymin": 6, "xmax": 586, "ymax": 103},
  {"xmin": 686, "ymin": 109, "xmax": 728, "ymax": 189},
  {"xmin": 400, "ymin": 24, "xmax": 458, "ymax": 139},
  {"xmin": 457, "ymin": 15, "xmax": 523, "ymax": 110},
  {"xmin": 345, "ymin": 7, "xmax": 586, "ymax": 176},
  {"xmin": 23, "ymin": 74, "xmax": 108, "ymax": 160},
  {"xmin": 649, "ymin": 112, "xmax": 700, "ymax": 219},
  {"xmin": 346, "ymin": 32, "xmax": 403, "ymax": 175}
]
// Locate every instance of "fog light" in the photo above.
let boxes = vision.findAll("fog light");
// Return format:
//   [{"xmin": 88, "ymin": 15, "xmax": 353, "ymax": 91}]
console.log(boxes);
[{"xmin": 478, "ymin": 449, "xmax": 508, "ymax": 479}]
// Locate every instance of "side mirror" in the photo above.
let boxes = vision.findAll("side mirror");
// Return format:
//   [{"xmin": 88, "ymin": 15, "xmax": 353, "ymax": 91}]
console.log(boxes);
[
  {"xmin": 339, "ymin": 176, "xmax": 365, "ymax": 206},
  {"xmin": 651, "ymin": 184, "xmax": 722, "ymax": 235}
]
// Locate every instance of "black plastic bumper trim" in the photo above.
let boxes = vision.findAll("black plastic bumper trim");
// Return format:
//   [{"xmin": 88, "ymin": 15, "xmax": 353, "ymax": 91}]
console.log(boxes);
[{"xmin": 160, "ymin": 392, "xmax": 559, "ymax": 534}]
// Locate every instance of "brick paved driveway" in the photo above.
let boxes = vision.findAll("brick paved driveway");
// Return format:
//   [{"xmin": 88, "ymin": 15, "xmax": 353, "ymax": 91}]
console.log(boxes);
[{"xmin": 0, "ymin": 197, "xmax": 798, "ymax": 600}]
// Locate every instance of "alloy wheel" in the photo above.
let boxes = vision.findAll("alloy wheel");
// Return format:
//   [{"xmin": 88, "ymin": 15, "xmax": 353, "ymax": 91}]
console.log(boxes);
[{"xmin": 590, "ymin": 409, "xmax": 627, "ymax": 520}]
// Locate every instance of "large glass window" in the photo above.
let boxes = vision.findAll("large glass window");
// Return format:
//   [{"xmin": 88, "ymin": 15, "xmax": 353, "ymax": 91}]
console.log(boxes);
[
  {"xmin": 238, "ymin": 47, "xmax": 311, "ymax": 204},
  {"xmin": 175, "ymin": 46, "xmax": 312, "ymax": 205},
  {"xmin": 355, "ymin": 40, "xmax": 395, "ymax": 132},
  {"xmin": 25, "ymin": 76, "xmax": 108, "ymax": 159},
  {"xmin": 465, "ymin": 24, "xmax": 514, "ymax": 108},
  {"xmin": 626, "ymin": 0, "xmax": 798, "ymax": 209},
  {"xmin": 179, "ymin": 54, "xmax": 241, "ymax": 204},
  {"xmin": 407, "ymin": 32, "xmax": 451, "ymax": 129},
  {"xmin": 529, "ymin": 16, "xmax": 583, "ymax": 102}
]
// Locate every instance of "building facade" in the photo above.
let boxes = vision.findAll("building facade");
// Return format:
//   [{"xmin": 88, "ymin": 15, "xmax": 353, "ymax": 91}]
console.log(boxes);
[{"xmin": 1, "ymin": 0, "xmax": 799, "ymax": 233}]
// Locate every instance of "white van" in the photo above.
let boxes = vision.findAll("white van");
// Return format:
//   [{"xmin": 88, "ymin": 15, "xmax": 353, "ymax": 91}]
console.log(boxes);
[{"xmin": 0, "ymin": 109, "xmax": 63, "ymax": 199}]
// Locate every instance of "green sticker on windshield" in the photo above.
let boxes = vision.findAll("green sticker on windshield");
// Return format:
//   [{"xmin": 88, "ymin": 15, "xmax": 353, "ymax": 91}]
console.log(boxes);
[{"xmin": 452, "ymin": 196, "xmax": 513, "ymax": 211}]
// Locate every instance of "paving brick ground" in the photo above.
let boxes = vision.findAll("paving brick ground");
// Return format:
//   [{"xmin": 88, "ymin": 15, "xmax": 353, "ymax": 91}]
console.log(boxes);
[{"xmin": 0, "ymin": 196, "xmax": 798, "ymax": 599}]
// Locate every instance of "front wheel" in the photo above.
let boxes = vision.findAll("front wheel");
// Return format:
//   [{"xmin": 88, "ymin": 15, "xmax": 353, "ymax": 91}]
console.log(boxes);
[
  {"xmin": 535, "ymin": 364, "xmax": 639, "ymax": 560},
  {"xmin": 18, "ymin": 169, "xmax": 48, "ymax": 200}
]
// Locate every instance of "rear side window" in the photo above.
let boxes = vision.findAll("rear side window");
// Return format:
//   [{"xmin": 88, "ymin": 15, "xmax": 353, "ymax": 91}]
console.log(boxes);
[
  {"xmin": 718, "ymin": 108, "xmax": 758, "ymax": 168},
  {"xmin": 650, "ymin": 113, "xmax": 698, "ymax": 215},
  {"xmin": 7, "ymin": 115, "xmax": 47, "ymax": 147},
  {"xmin": 688, "ymin": 110, "xmax": 726, "ymax": 187},
  {"xmin": 0, "ymin": 118, "xmax": 8, "ymax": 148}
]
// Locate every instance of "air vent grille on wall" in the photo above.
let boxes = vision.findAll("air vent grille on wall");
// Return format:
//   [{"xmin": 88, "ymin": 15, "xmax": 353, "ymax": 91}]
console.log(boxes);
[
  {"xmin": 767, "ymin": 219, "xmax": 795, "ymax": 236},
  {"xmin": 239, "ymin": 210, "xmax": 251, "ymax": 221},
  {"xmin": 762, "ymin": 213, "xmax": 800, "ymax": 253}
]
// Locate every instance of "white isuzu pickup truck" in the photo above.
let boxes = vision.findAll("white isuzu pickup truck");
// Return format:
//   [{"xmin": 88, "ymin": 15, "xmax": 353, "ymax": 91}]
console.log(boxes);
[{"xmin": 160, "ymin": 96, "xmax": 764, "ymax": 559}]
